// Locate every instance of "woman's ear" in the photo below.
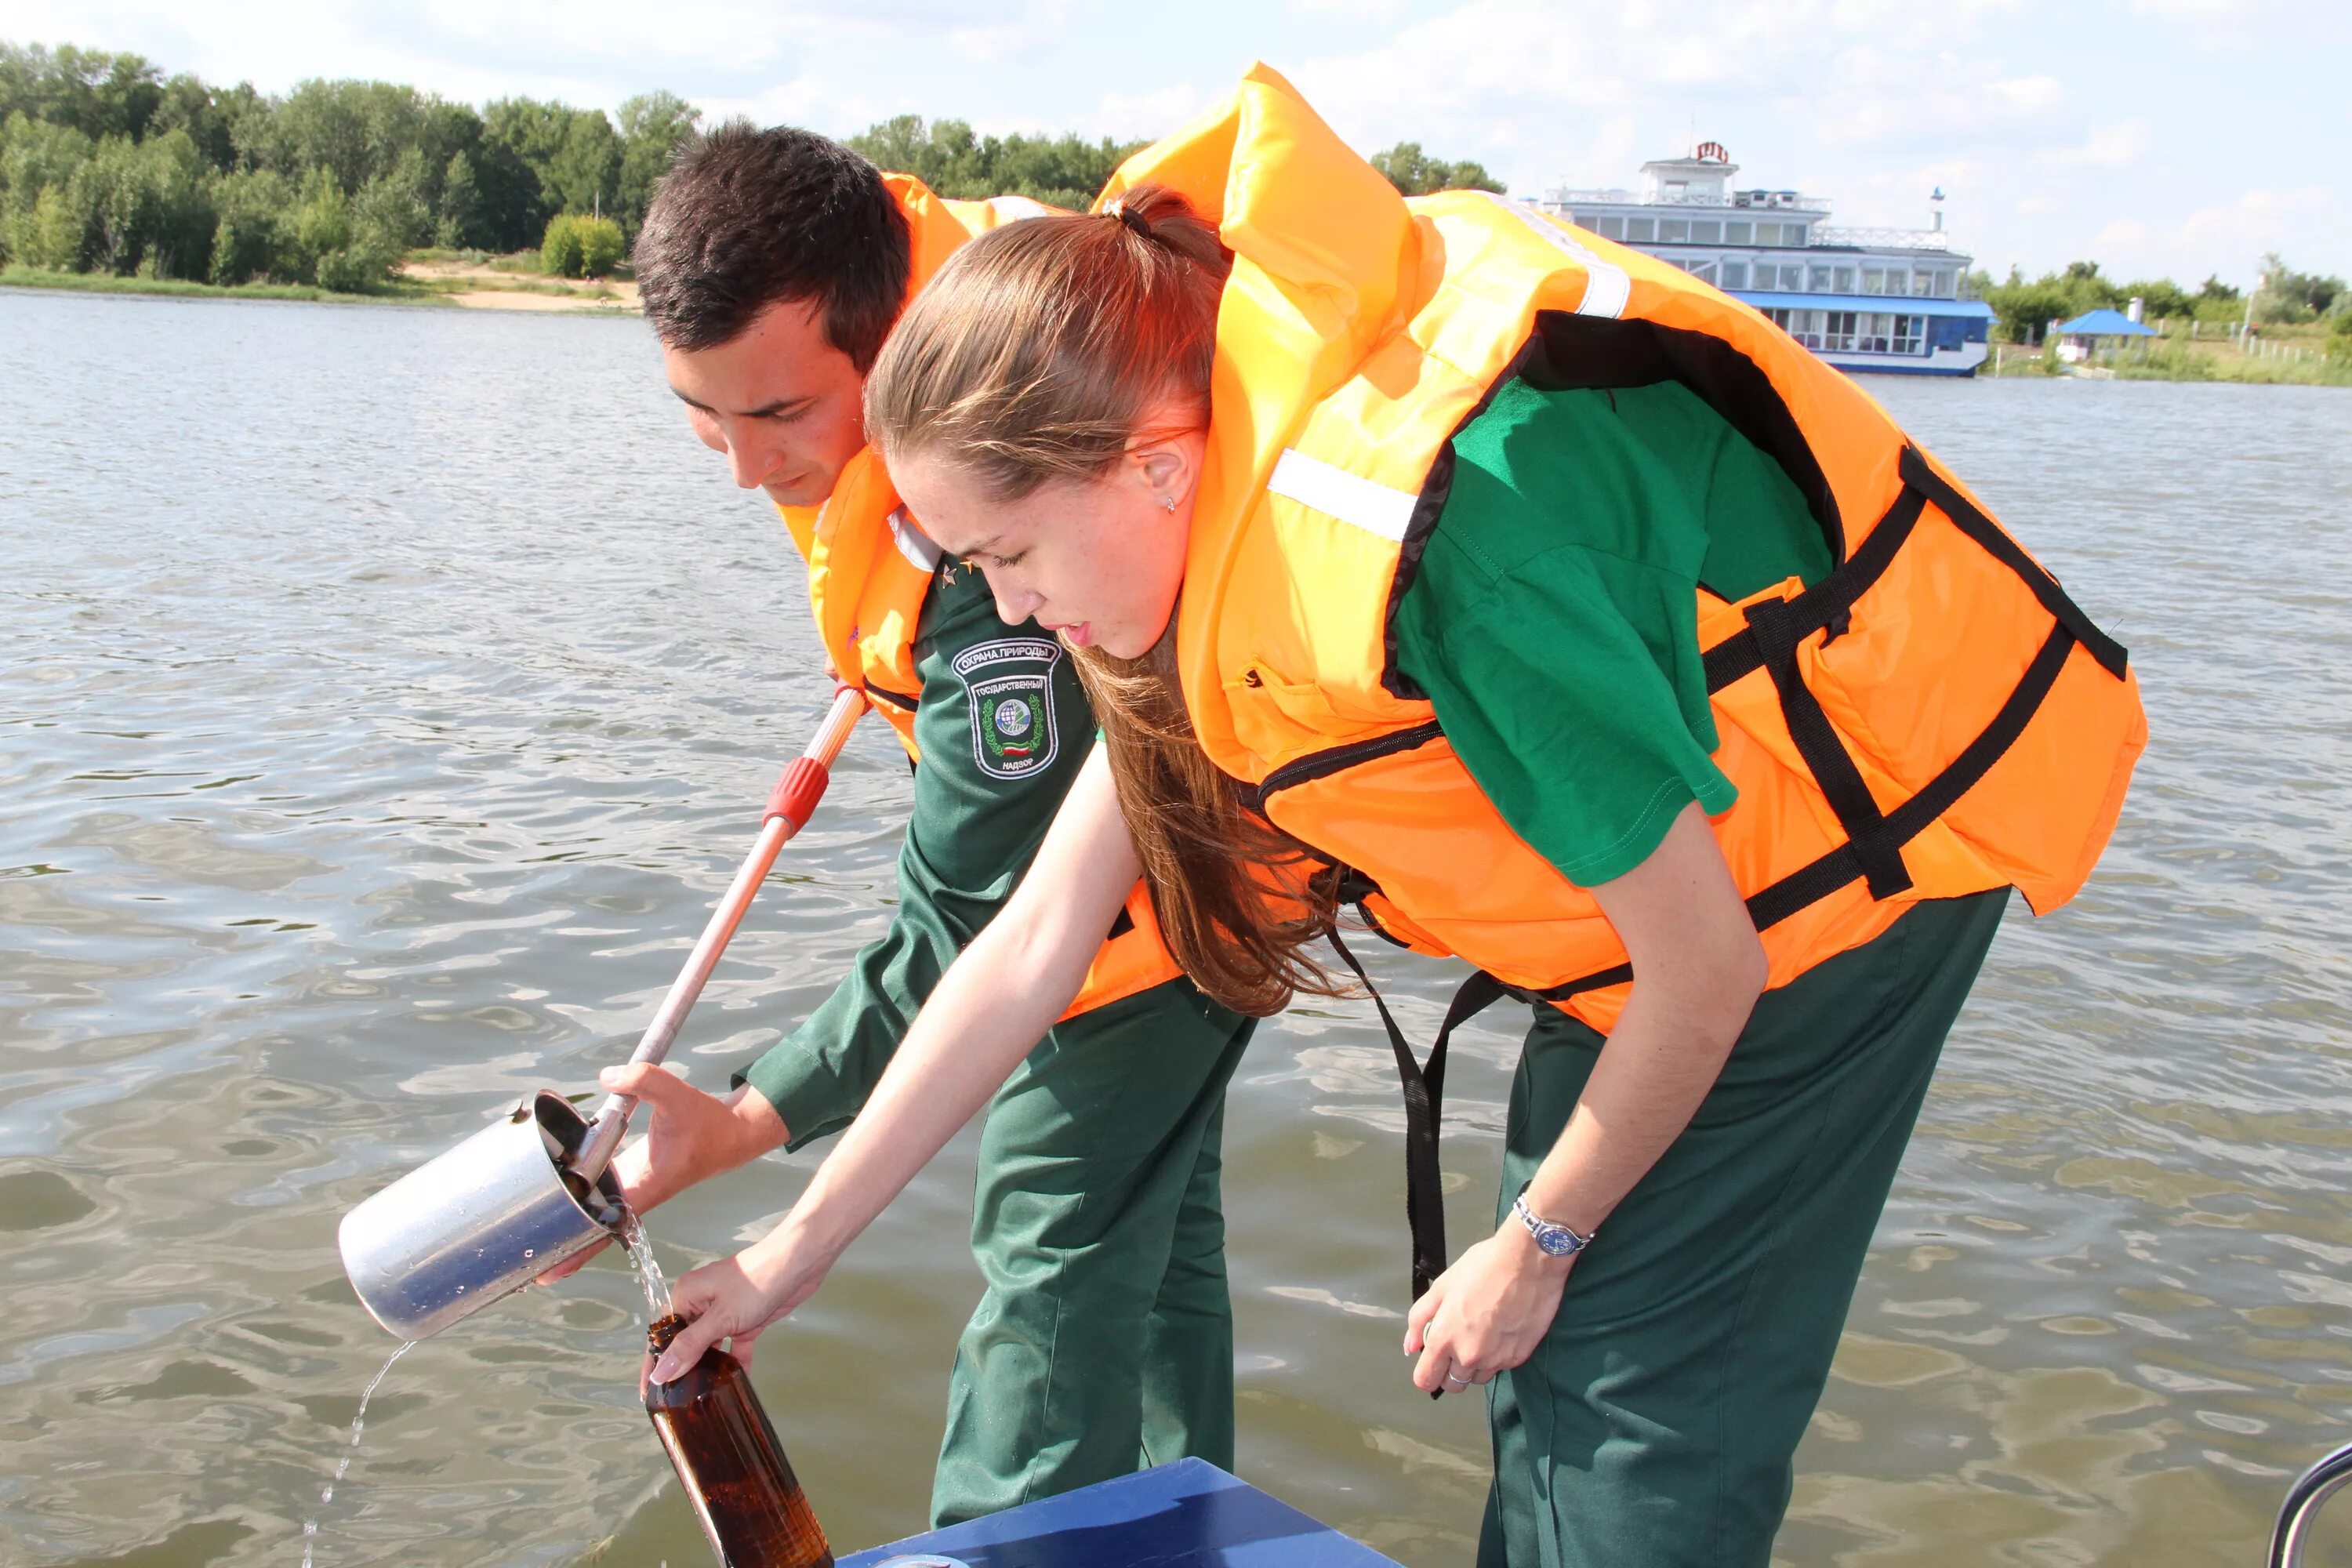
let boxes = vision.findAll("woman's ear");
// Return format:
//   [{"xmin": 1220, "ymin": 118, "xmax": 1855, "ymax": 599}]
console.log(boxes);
[{"xmin": 1129, "ymin": 426, "xmax": 1205, "ymax": 512}]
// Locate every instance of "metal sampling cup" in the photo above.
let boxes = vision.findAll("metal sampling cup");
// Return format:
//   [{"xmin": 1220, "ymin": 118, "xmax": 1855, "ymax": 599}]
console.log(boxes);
[
  {"xmin": 336, "ymin": 688, "xmax": 869, "ymax": 1341},
  {"xmin": 339, "ymin": 1089, "xmax": 624, "ymax": 1341}
]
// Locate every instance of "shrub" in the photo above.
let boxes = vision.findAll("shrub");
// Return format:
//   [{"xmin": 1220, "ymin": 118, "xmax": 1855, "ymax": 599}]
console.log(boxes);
[
  {"xmin": 540, "ymin": 210, "xmax": 583, "ymax": 277},
  {"xmin": 575, "ymin": 212, "xmax": 623, "ymax": 277}
]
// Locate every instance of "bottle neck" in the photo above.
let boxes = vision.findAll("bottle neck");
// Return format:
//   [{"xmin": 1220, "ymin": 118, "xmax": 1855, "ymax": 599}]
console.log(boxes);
[{"xmin": 646, "ymin": 1312, "xmax": 688, "ymax": 1359}]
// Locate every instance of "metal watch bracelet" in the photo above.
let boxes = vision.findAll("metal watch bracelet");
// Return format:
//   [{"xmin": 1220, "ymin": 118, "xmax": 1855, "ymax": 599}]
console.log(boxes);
[{"xmin": 1512, "ymin": 1186, "xmax": 1594, "ymax": 1259}]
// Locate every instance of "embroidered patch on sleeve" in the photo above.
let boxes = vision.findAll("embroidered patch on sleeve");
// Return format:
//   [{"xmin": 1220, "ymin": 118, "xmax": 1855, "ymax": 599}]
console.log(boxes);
[{"xmin": 952, "ymin": 637, "xmax": 1062, "ymax": 782}]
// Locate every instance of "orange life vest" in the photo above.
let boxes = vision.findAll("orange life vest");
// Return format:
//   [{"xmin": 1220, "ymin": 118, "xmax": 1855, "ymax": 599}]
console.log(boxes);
[
  {"xmin": 1108, "ymin": 70, "xmax": 2143, "ymax": 1287},
  {"xmin": 771, "ymin": 176, "xmax": 1182, "ymax": 1019},
  {"xmin": 1109, "ymin": 66, "xmax": 2143, "ymax": 1027}
]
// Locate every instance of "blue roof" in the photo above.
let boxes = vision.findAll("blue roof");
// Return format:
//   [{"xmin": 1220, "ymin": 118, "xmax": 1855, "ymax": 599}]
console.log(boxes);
[
  {"xmin": 2058, "ymin": 307, "xmax": 2158, "ymax": 336},
  {"xmin": 1728, "ymin": 291, "xmax": 1994, "ymax": 318}
]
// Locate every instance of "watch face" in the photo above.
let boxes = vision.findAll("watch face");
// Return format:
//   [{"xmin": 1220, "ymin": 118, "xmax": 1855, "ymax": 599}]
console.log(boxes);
[{"xmin": 1537, "ymin": 1227, "xmax": 1577, "ymax": 1257}]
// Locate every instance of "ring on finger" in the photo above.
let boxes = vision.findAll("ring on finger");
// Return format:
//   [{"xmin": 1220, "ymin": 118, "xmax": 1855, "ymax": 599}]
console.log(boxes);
[{"xmin": 1445, "ymin": 1370, "xmax": 1472, "ymax": 1386}]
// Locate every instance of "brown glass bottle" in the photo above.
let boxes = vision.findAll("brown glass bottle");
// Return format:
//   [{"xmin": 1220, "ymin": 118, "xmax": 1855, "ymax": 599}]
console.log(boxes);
[{"xmin": 644, "ymin": 1313, "xmax": 833, "ymax": 1568}]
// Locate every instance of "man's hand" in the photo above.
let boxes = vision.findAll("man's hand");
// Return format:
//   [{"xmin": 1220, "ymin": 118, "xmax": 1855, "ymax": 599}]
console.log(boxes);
[{"xmin": 538, "ymin": 1062, "xmax": 789, "ymax": 1282}]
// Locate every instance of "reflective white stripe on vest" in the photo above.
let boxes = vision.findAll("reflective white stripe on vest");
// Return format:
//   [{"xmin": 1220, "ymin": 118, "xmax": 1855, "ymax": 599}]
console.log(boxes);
[
  {"xmin": 1266, "ymin": 448, "xmax": 1418, "ymax": 543},
  {"xmin": 989, "ymin": 194, "xmax": 1052, "ymax": 221},
  {"xmin": 887, "ymin": 507, "xmax": 944, "ymax": 571},
  {"xmin": 1484, "ymin": 194, "xmax": 1631, "ymax": 321}
]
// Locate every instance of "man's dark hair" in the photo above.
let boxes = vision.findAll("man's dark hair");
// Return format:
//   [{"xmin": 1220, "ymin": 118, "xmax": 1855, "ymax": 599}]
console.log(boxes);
[{"xmin": 635, "ymin": 121, "xmax": 911, "ymax": 367}]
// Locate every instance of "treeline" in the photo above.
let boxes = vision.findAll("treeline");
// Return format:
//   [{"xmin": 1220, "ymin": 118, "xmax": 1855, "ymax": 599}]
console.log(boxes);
[
  {"xmin": 1979, "ymin": 254, "xmax": 2347, "ymax": 343},
  {"xmin": 844, "ymin": 116, "xmax": 1147, "ymax": 213},
  {"xmin": 0, "ymin": 42, "xmax": 698, "ymax": 291},
  {"xmin": 2, "ymin": 40, "xmax": 1508, "ymax": 296}
]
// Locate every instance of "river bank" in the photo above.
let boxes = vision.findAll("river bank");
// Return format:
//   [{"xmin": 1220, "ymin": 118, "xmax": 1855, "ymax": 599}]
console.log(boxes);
[
  {"xmin": 1983, "ymin": 323, "xmax": 2351, "ymax": 386},
  {"xmin": 1, "ymin": 252, "xmax": 642, "ymax": 315}
]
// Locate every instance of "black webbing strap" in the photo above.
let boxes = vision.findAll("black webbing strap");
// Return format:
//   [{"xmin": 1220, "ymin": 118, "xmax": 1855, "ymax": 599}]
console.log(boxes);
[
  {"xmin": 1744, "ymin": 596, "xmax": 1914, "ymax": 901},
  {"xmin": 1326, "ymin": 931, "xmax": 1512, "ymax": 1305},
  {"xmin": 1897, "ymin": 447, "xmax": 2129, "ymax": 678},
  {"xmin": 1703, "ymin": 484, "xmax": 1926, "ymax": 693},
  {"xmin": 1524, "ymin": 619, "xmax": 2082, "ymax": 1003}
]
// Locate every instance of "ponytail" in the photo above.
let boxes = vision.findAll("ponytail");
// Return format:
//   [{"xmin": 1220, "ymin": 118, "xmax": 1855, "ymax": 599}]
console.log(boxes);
[{"xmin": 866, "ymin": 187, "xmax": 1346, "ymax": 1017}]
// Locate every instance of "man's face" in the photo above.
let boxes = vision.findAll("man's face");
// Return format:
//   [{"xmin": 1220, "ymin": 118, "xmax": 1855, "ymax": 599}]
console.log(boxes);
[{"xmin": 663, "ymin": 297, "xmax": 870, "ymax": 508}]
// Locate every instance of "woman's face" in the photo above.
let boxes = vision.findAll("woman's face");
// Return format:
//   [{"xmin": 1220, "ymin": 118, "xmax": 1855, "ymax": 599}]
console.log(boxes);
[{"xmin": 891, "ymin": 430, "xmax": 1201, "ymax": 660}]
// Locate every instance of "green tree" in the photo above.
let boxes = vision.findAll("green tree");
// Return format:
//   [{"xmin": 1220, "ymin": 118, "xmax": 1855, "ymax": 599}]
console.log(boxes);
[
  {"xmin": 2256, "ymin": 252, "xmax": 2344, "ymax": 322},
  {"xmin": 1370, "ymin": 140, "xmax": 1504, "ymax": 196},
  {"xmin": 0, "ymin": 43, "xmax": 164, "ymax": 142},
  {"xmin": 289, "ymin": 163, "xmax": 351, "ymax": 283},
  {"xmin": 436, "ymin": 147, "xmax": 482, "ymax": 249},
  {"xmin": 20, "ymin": 180, "xmax": 89, "ymax": 269},
  {"xmin": 543, "ymin": 108, "xmax": 620, "ymax": 218},
  {"xmin": 844, "ymin": 115, "xmax": 1141, "ymax": 211},
  {"xmin": 615, "ymin": 90, "xmax": 699, "ymax": 233},
  {"xmin": 209, "ymin": 166, "xmax": 295, "ymax": 284},
  {"xmin": 2197, "ymin": 274, "xmax": 2241, "ymax": 304},
  {"xmin": 540, "ymin": 210, "xmax": 584, "ymax": 277},
  {"xmin": 1983, "ymin": 267, "xmax": 2072, "ymax": 343},
  {"xmin": 2121, "ymin": 277, "xmax": 2194, "ymax": 322},
  {"xmin": 575, "ymin": 212, "xmax": 625, "ymax": 276}
]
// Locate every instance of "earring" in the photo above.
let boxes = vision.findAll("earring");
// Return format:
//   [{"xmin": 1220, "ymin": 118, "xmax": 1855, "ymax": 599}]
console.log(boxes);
[{"xmin": 1160, "ymin": 494, "xmax": 1177, "ymax": 513}]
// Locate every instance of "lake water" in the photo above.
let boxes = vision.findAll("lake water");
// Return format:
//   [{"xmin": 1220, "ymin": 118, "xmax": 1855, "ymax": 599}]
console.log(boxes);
[{"xmin": 2, "ymin": 285, "xmax": 2349, "ymax": 1568}]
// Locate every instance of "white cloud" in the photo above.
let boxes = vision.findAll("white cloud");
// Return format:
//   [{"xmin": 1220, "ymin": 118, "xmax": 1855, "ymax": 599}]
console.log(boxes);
[
  {"xmin": 1093, "ymin": 82, "xmax": 1204, "ymax": 140},
  {"xmin": 2038, "ymin": 121, "xmax": 2151, "ymax": 171}
]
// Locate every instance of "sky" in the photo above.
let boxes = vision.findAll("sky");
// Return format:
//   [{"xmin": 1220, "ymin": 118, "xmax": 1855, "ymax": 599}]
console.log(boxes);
[{"xmin": 4, "ymin": 0, "xmax": 2343, "ymax": 290}]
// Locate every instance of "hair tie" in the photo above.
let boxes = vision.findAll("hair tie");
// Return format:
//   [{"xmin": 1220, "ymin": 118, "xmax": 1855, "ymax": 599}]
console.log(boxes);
[{"xmin": 1105, "ymin": 198, "xmax": 1153, "ymax": 241}]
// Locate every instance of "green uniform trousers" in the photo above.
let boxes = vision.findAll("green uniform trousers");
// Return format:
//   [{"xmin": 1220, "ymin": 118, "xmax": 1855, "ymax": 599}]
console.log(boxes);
[
  {"xmin": 737, "ymin": 564, "xmax": 1252, "ymax": 1528},
  {"xmin": 934, "ymin": 983, "xmax": 1254, "ymax": 1525},
  {"xmin": 1479, "ymin": 891, "xmax": 2009, "ymax": 1568}
]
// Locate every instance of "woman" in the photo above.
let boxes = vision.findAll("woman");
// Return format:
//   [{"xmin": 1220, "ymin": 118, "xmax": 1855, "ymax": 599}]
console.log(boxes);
[{"xmin": 650, "ymin": 71, "xmax": 2143, "ymax": 1564}]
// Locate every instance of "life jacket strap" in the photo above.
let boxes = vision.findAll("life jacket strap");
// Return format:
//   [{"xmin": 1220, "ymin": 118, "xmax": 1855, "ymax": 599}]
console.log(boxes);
[{"xmin": 1325, "ymin": 929, "xmax": 1512, "ymax": 1324}]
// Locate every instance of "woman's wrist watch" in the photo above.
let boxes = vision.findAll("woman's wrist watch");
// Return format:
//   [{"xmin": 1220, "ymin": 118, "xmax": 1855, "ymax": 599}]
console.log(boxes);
[{"xmin": 1511, "ymin": 1185, "xmax": 1595, "ymax": 1259}]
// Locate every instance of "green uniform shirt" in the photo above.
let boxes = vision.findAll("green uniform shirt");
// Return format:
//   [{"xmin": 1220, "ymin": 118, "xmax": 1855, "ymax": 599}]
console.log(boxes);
[
  {"xmin": 736, "ymin": 561, "xmax": 1112, "ymax": 1145},
  {"xmin": 1392, "ymin": 378, "xmax": 1833, "ymax": 887}
]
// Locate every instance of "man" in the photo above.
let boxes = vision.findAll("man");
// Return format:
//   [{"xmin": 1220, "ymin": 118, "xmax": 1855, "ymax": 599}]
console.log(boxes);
[{"xmin": 583, "ymin": 125, "xmax": 1254, "ymax": 1525}]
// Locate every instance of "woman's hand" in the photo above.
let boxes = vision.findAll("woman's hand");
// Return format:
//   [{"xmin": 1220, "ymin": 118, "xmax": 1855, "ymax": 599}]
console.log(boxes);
[
  {"xmin": 1404, "ymin": 1225, "xmax": 1574, "ymax": 1395},
  {"xmin": 538, "ymin": 1064, "xmax": 787, "ymax": 1283},
  {"xmin": 647, "ymin": 1222, "xmax": 839, "ymax": 1381},
  {"xmin": 648, "ymin": 746, "xmax": 1144, "ymax": 1379}
]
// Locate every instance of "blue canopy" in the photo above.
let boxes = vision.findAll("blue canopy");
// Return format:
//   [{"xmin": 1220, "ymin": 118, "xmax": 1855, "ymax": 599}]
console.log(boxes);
[{"xmin": 2059, "ymin": 307, "xmax": 2158, "ymax": 337}]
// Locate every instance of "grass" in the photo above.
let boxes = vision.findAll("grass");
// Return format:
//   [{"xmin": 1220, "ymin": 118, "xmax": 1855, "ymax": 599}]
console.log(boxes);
[
  {"xmin": 1982, "ymin": 318, "xmax": 2352, "ymax": 387},
  {"xmin": 0, "ymin": 263, "xmax": 435, "ymax": 306}
]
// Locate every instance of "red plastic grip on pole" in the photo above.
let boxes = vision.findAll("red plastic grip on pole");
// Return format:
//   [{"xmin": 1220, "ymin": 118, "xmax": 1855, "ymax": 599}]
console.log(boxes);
[{"xmin": 764, "ymin": 757, "xmax": 830, "ymax": 833}]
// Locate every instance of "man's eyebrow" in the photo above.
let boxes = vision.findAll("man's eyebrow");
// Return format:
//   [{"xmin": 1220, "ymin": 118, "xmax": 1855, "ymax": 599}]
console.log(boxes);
[{"xmin": 667, "ymin": 387, "xmax": 811, "ymax": 418}]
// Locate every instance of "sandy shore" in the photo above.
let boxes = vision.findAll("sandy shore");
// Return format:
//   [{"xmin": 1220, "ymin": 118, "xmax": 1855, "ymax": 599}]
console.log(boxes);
[{"xmin": 401, "ymin": 257, "xmax": 641, "ymax": 314}]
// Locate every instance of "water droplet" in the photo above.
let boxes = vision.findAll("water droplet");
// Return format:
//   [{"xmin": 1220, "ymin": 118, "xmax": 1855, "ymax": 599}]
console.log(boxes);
[{"xmin": 523, "ymin": 1248, "xmax": 534, "ymax": 1258}]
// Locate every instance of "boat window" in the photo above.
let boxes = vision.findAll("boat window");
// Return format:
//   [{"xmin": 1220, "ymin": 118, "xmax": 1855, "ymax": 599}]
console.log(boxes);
[
  {"xmin": 1862, "ymin": 268, "xmax": 1885, "ymax": 294},
  {"xmin": 1755, "ymin": 221, "xmax": 1780, "ymax": 246},
  {"xmin": 1687, "ymin": 260, "xmax": 1717, "ymax": 284},
  {"xmin": 1912, "ymin": 270, "xmax": 1936, "ymax": 297},
  {"xmin": 1626, "ymin": 216, "xmax": 1655, "ymax": 241},
  {"xmin": 1821, "ymin": 311, "xmax": 1857, "ymax": 351},
  {"xmin": 1721, "ymin": 260, "xmax": 1749, "ymax": 289},
  {"xmin": 1660, "ymin": 218, "xmax": 1689, "ymax": 242},
  {"xmin": 1726, "ymin": 220, "xmax": 1751, "ymax": 243},
  {"xmin": 1933, "ymin": 270, "xmax": 1954, "ymax": 297},
  {"xmin": 1783, "ymin": 223, "xmax": 1807, "ymax": 245},
  {"xmin": 1834, "ymin": 267, "xmax": 1856, "ymax": 292},
  {"xmin": 1595, "ymin": 215, "xmax": 1624, "ymax": 239},
  {"xmin": 1692, "ymin": 220, "xmax": 1721, "ymax": 244},
  {"xmin": 1895, "ymin": 314, "xmax": 1924, "ymax": 354},
  {"xmin": 1809, "ymin": 265, "xmax": 1833, "ymax": 292}
]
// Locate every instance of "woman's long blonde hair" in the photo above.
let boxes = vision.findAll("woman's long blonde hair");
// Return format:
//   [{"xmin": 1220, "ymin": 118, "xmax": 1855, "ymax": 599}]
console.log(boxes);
[{"xmin": 864, "ymin": 185, "xmax": 1343, "ymax": 1016}]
